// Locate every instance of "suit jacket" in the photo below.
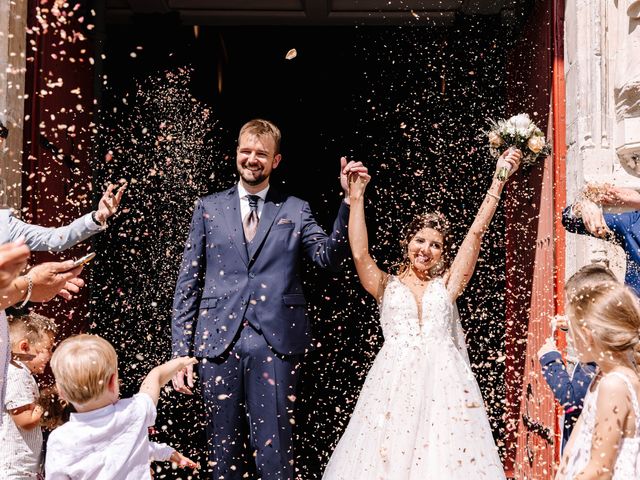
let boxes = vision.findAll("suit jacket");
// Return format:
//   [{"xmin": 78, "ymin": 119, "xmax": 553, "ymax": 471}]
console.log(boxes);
[
  {"xmin": 562, "ymin": 206, "xmax": 640, "ymax": 295},
  {"xmin": 172, "ymin": 185, "xmax": 350, "ymax": 358}
]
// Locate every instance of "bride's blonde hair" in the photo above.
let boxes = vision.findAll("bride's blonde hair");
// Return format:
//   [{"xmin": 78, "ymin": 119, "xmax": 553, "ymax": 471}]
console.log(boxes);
[
  {"xmin": 397, "ymin": 212, "xmax": 451, "ymax": 277},
  {"xmin": 567, "ymin": 281, "xmax": 640, "ymax": 365}
]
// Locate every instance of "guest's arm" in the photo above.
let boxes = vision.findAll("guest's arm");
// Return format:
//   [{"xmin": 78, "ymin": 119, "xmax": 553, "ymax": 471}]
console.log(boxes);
[
  {"xmin": 538, "ymin": 350, "xmax": 592, "ymax": 412},
  {"xmin": 0, "ymin": 261, "xmax": 84, "ymax": 310},
  {"xmin": 9, "ymin": 402, "xmax": 44, "ymax": 430},
  {"xmin": 446, "ymin": 148, "xmax": 521, "ymax": 300},
  {"xmin": 599, "ymin": 186, "xmax": 640, "ymax": 210},
  {"xmin": 6, "ymin": 182, "xmax": 125, "ymax": 251}
]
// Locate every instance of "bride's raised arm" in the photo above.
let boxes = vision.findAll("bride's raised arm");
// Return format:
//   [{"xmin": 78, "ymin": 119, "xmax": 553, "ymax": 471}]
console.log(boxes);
[
  {"xmin": 445, "ymin": 148, "xmax": 522, "ymax": 301},
  {"xmin": 347, "ymin": 170, "xmax": 387, "ymax": 302}
]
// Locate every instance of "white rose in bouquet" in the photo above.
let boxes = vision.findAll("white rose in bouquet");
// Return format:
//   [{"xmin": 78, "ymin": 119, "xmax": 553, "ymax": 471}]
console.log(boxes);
[
  {"xmin": 510, "ymin": 113, "xmax": 533, "ymax": 135},
  {"xmin": 485, "ymin": 112, "xmax": 551, "ymax": 181}
]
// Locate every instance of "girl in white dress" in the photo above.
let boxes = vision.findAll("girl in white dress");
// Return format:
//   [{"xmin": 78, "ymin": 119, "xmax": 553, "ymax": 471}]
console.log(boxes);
[
  {"xmin": 322, "ymin": 148, "xmax": 522, "ymax": 480},
  {"xmin": 556, "ymin": 282, "xmax": 640, "ymax": 479}
]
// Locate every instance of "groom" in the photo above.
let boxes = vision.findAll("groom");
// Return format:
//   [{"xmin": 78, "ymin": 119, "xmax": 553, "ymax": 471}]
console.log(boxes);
[{"xmin": 172, "ymin": 118, "xmax": 367, "ymax": 478}]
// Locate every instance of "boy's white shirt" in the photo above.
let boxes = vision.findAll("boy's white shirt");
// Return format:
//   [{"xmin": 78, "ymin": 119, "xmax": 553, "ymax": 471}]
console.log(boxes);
[
  {"xmin": 0, "ymin": 360, "xmax": 43, "ymax": 476},
  {"xmin": 45, "ymin": 392, "xmax": 173, "ymax": 479}
]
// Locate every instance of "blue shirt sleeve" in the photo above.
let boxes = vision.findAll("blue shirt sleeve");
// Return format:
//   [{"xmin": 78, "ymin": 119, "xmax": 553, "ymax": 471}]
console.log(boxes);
[
  {"xmin": 562, "ymin": 204, "xmax": 636, "ymax": 245},
  {"xmin": 539, "ymin": 352, "xmax": 594, "ymax": 412}
]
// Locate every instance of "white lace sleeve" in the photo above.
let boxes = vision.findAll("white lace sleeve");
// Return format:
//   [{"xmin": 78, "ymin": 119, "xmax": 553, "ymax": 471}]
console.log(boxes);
[{"xmin": 451, "ymin": 303, "xmax": 470, "ymax": 365}]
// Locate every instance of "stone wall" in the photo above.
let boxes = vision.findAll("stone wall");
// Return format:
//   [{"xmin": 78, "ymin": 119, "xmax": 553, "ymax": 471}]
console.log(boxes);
[
  {"xmin": 563, "ymin": 0, "xmax": 639, "ymax": 281},
  {"xmin": 0, "ymin": 0, "xmax": 27, "ymax": 210}
]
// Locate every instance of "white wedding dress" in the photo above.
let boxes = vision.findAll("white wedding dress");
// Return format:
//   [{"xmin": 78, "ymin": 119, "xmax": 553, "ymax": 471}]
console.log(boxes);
[{"xmin": 322, "ymin": 276, "xmax": 506, "ymax": 480}]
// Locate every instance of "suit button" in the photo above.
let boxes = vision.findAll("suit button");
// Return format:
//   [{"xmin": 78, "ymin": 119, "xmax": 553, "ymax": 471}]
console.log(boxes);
[{"xmin": 249, "ymin": 273, "xmax": 256, "ymax": 279}]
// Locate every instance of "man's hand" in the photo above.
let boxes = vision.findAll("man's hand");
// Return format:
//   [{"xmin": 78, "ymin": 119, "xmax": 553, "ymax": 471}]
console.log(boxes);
[
  {"xmin": 340, "ymin": 157, "xmax": 369, "ymax": 205},
  {"xmin": 169, "ymin": 450, "xmax": 198, "ymax": 469},
  {"xmin": 0, "ymin": 241, "xmax": 30, "ymax": 289},
  {"xmin": 27, "ymin": 260, "xmax": 84, "ymax": 302},
  {"xmin": 577, "ymin": 199, "xmax": 611, "ymax": 238},
  {"xmin": 94, "ymin": 181, "xmax": 127, "ymax": 224},
  {"xmin": 599, "ymin": 186, "xmax": 640, "ymax": 209},
  {"xmin": 537, "ymin": 336, "xmax": 559, "ymax": 360},
  {"xmin": 171, "ymin": 361, "xmax": 195, "ymax": 395}
]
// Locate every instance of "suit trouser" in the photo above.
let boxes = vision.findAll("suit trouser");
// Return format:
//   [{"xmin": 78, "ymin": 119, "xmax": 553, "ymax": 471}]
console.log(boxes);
[{"xmin": 199, "ymin": 321, "xmax": 301, "ymax": 480}]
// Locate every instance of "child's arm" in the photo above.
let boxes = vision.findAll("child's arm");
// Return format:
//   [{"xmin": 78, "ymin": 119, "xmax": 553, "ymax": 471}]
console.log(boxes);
[
  {"xmin": 149, "ymin": 441, "xmax": 198, "ymax": 469},
  {"xmin": 575, "ymin": 375, "xmax": 631, "ymax": 480},
  {"xmin": 140, "ymin": 357, "xmax": 197, "ymax": 405},
  {"xmin": 10, "ymin": 402, "xmax": 44, "ymax": 430}
]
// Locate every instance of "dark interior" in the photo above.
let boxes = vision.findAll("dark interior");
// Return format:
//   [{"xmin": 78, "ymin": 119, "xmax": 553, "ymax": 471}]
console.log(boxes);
[{"xmin": 89, "ymin": 13, "xmax": 522, "ymax": 477}]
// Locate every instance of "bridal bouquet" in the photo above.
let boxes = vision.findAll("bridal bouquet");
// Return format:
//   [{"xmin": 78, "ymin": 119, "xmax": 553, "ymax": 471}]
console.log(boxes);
[{"xmin": 486, "ymin": 113, "xmax": 551, "ymax": 181}]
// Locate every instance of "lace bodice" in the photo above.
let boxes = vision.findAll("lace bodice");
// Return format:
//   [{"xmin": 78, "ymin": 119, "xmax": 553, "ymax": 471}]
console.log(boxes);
[{"xmin": 379, "ymin": 276, "xmax": 469, "ymax": 362}]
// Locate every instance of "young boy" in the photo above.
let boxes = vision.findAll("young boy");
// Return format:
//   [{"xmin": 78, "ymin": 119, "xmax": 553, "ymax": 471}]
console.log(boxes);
[
  {"xmin": 0, "ymin": 312, "xmax": 57, "ymax": 477},
  {"xmin": 45, "ymin": 334, "xmax": 197, "ymax": 479},
  {"xmin": 537, "ymin": 263, "xmax": 617, "ymax": 452}
]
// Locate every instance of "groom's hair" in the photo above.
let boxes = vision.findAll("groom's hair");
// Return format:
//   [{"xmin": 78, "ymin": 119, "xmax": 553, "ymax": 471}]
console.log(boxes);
[
  {"xmin": 565, "ymin": 263, "xmax": 617, "ymax": 301},
  {"xmin": 238, "ymin": 119, "xmax": 281, "ymax": 154}
]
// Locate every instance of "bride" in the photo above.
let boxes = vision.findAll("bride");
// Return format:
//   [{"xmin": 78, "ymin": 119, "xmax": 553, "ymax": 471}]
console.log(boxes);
[{"xmin": 322, "ymin": 148, "xmax": 522, "ymax": 479}]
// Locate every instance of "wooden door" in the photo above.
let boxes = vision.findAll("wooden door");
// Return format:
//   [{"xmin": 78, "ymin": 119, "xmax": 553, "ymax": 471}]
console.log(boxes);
[{"xmin": 503, "ymin": 0, "xmax": 567, "ymax": 477}]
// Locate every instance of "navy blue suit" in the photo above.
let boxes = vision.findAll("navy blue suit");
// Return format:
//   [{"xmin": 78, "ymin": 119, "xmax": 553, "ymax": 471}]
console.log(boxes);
[
  {"xmin": 562, "ymin": 206, "xmax": 640, "ymax": 295},
  {"xmin": 539, "ymin": 352, "xmax": 597, "ymax": 452},
  {"xmin": 172, "ymin": 184, "xmax": 350, "ymax": 478}
]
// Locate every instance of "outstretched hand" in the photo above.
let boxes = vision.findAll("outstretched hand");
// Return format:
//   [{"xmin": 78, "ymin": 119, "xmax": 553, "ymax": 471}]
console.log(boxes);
[
  {"xmin": 577, "ymin": 199, "xmax": 611, "ymax": 238},
  {"xmin": 340, "ymin": 157, "xmax": 369, "ymax": 204},
  {"xmin": 599, "ymin": 186, "xmax": 640, "ymax": 209},
  {"xmin": 169, "ymin": 450, "xmax": 199, "ymax": 470},
  {"xmin": 171, "ymin": 358, "xmax": 197, "ymax": 395},
  {"xmin": 27, "ymin": 261, "xmax": 85, "ymax": 302},
  {"xmin": 95, "ymin": 181, "xmax": 127, "ymax": 224}
]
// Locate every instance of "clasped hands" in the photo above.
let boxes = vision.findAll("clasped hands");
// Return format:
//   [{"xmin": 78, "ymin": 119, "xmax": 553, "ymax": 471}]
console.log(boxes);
[{"xmin": 341, "ymin": 156, "xmax": 370, "ymax": 202}]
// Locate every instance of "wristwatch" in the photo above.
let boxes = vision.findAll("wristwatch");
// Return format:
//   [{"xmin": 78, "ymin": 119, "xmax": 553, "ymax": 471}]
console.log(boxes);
[{"xmin": 91, "ymin": 211, "xmax": 106, "ymax": 227}]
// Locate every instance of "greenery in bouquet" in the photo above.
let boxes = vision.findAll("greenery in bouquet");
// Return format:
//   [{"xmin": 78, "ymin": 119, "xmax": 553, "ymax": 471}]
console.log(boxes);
[{"xmin": 486, "ymin": 113, "xmax": 551, "ymax": 180}]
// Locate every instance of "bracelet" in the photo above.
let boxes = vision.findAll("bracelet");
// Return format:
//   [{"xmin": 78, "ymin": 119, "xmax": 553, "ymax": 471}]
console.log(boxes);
[
  {"xmin": 18, "ymin": 275, "xmax": 33, "ymax": 309},
  {"xmin": 486, "ymin": 191, "xmax": 501, "ymax": 201}
]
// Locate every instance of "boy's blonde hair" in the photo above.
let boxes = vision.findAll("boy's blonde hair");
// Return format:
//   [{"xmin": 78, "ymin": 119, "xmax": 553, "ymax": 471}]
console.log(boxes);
[
  {"xmin": 50, "ymin": 334, "xmax": 118, "ymax": 406},
  {"xmin": 8, "ymin": 312, "xmax": 57, "ymax": 346},
  {"xmin": 567, "ymin": 281, "xmax": 640, "ymax": 364}
]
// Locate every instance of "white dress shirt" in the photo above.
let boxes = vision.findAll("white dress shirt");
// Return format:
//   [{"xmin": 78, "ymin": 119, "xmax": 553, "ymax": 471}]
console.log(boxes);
[
  {"xmin": 45, "ymin": 393, "xmax": 166, "ymax": 480},
  {"xmin": 237, "ymin": 182, "xmax": 269, "ymax": 221}
]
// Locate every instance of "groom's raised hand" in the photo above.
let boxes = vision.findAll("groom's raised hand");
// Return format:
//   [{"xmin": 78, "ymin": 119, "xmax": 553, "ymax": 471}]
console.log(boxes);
[
  {"xmin": 340, "ymin": 156, "xmax": 369, "ymax": 205},
  {"xmin": 172, "ymin": 362, "xmax": 195, "ymax": 395}
]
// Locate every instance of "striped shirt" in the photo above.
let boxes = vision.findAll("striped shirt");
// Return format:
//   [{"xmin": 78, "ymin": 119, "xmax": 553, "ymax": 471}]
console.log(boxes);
[{"xmin": 0, "ymin": 360, "xmax": 42, "ymax": 477}]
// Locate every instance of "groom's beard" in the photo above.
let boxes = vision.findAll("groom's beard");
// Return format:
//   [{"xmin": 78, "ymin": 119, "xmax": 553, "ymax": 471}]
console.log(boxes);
[{"xmin": 238, "ymin": 166, "xmax": 270, "ymax": 186}]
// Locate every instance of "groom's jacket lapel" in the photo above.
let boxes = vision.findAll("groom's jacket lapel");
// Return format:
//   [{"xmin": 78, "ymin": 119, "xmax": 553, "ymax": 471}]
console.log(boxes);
[
  {"xmin": 220, "ymin": 185, "xmax": 249, "ymax": 266},
  {"xmin": 247, "ymin": 187, "xmax": 285, "ymax": 263}
]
